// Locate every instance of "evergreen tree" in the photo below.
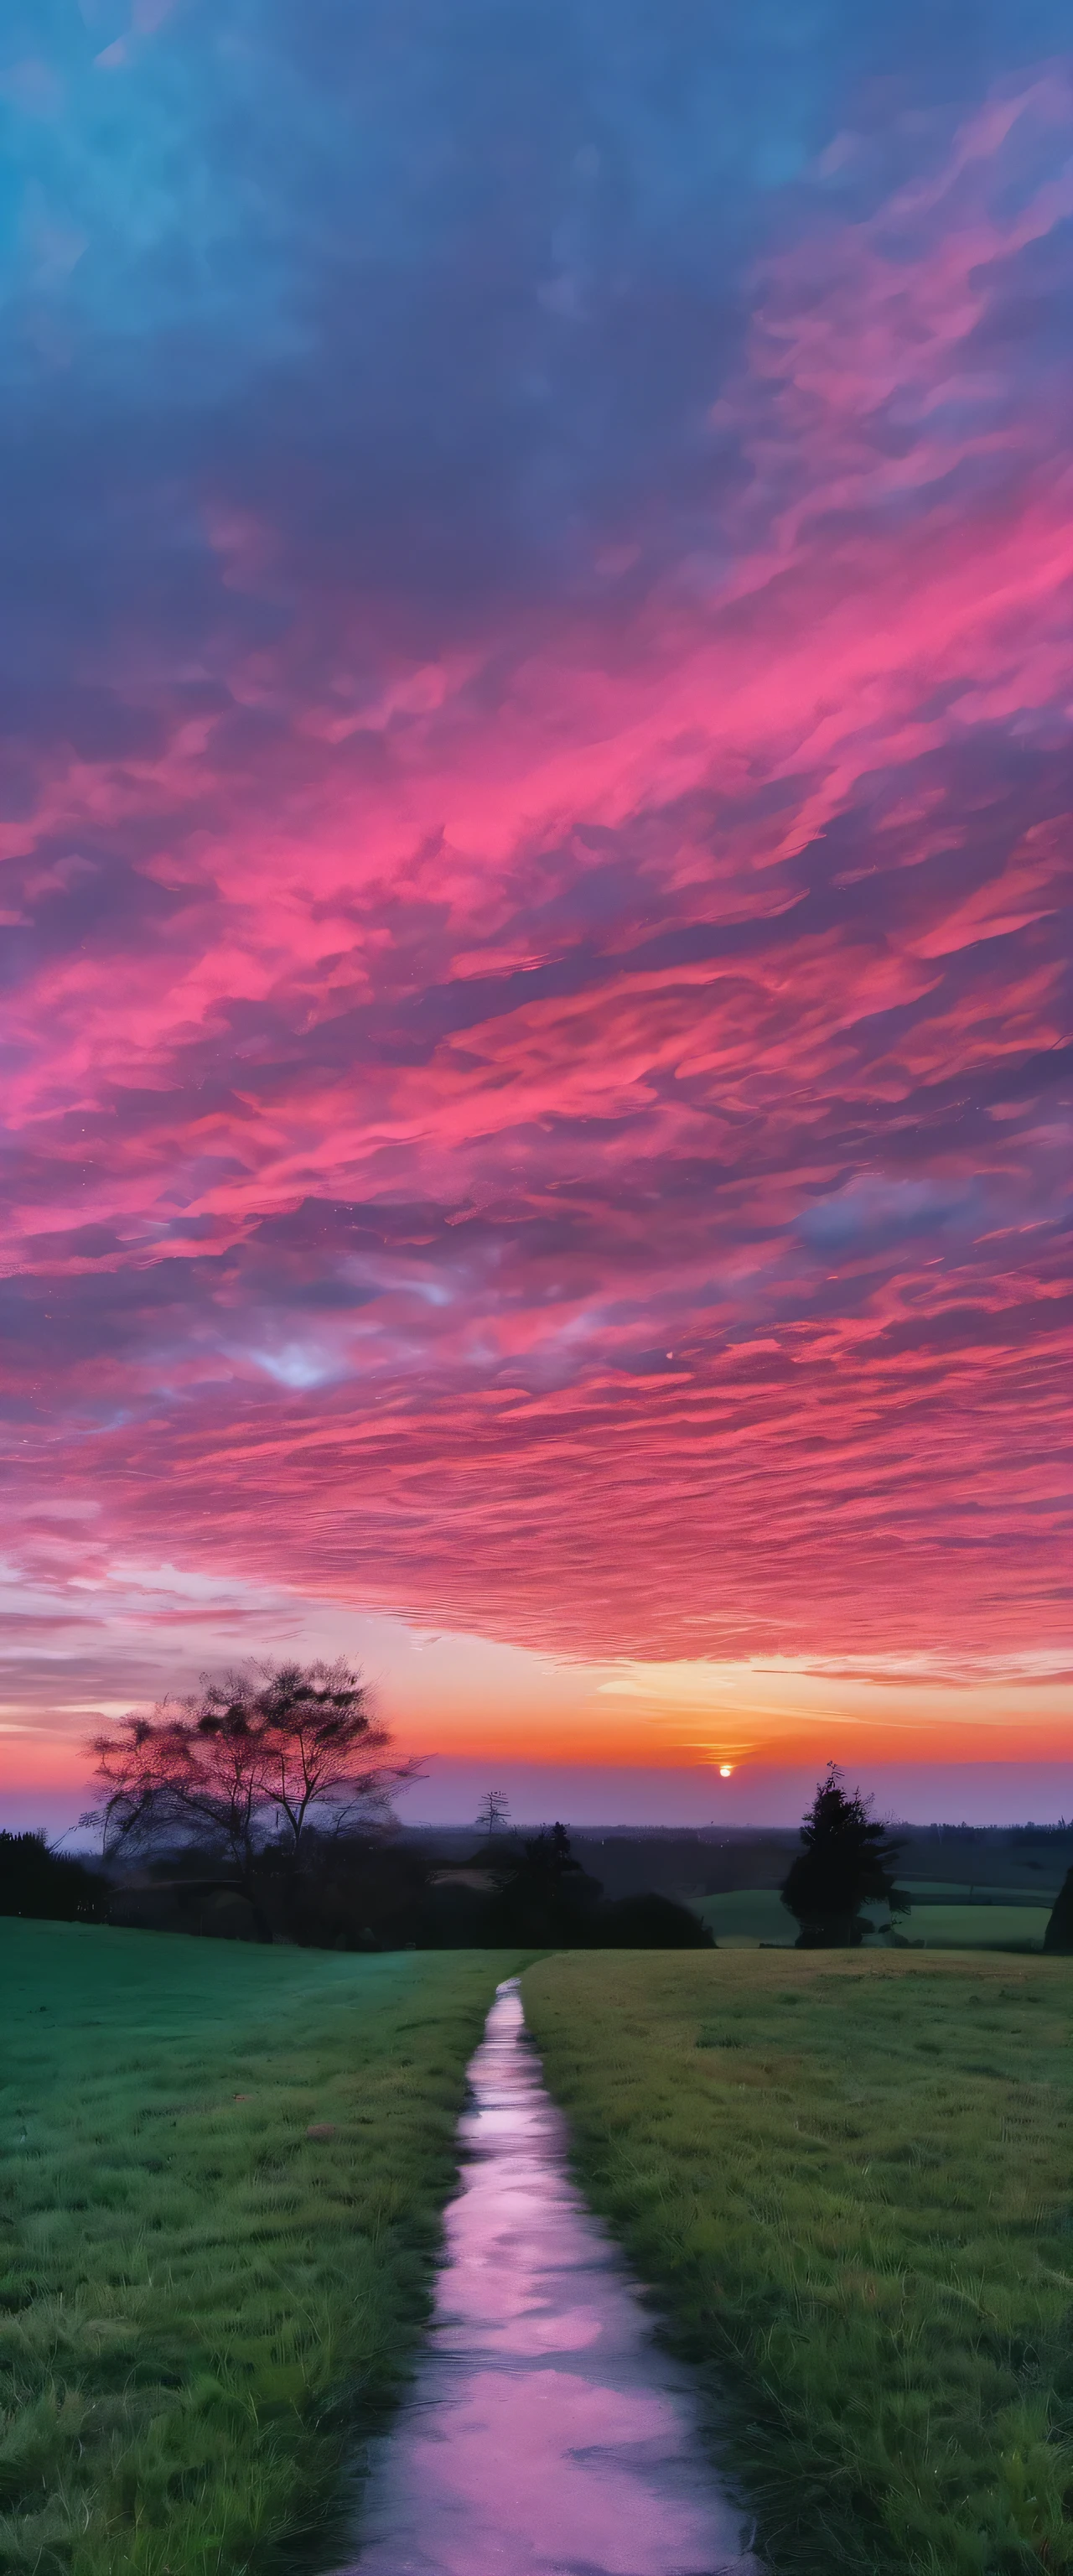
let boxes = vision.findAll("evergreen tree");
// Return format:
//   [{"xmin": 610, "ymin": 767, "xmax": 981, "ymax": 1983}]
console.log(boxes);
[
  {"xmin": 781, "ymin": 1765, "xmax": 909, "ymax": 1948},
  {"xmin": 1043, "ymin": 1866, "xmax": 1073, "ymax": 1955}
]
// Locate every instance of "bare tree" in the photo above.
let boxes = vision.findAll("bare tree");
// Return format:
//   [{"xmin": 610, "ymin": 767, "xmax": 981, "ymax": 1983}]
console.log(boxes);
[
  {"xmin": 476, "ymin": 1789, "xmax": 511, "ymax": 1838},
  {"xmin": 84, "ymin": 1659, "xmax": 418, "ymax": 1927},
  {"xmin": 197, "ymin": 1661, "xmax": 413, "ymax": 1860}
]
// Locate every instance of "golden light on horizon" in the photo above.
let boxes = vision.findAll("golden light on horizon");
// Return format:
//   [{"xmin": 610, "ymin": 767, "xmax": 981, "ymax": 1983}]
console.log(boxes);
[{"xmin": 719, "ymin": 1763, "xmax": 734, "ymax": 1777}]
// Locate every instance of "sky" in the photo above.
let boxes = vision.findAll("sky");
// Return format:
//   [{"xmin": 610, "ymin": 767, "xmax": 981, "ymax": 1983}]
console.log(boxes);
[{"xmin": 1, "ymin": 0, "xmax": 1070, "ymax": 1838}]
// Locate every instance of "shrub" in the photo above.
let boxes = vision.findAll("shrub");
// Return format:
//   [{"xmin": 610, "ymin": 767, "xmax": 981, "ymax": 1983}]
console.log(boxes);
[{"xmin": 0, "ymin": 1830, "xmax": 108, "ymax": 1922}]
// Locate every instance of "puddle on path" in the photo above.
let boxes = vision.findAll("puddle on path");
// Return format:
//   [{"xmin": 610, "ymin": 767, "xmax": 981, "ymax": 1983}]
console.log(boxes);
[{"xmin": 335, "ymin": 1978, "xmax": 762, "ymax": 2576}]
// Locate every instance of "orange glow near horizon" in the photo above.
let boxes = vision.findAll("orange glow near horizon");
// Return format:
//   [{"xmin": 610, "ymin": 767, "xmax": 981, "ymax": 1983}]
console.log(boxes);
[{"xmin": 3, "ymin": 1589, "xmax": 1070, "ymax": 1828}]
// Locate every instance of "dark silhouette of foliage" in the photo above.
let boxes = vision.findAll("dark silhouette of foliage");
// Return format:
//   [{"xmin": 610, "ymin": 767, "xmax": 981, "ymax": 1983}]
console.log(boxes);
[
  {"xmin": 593, "ymin": 1890, "xmax": 713, "ymax": 1947},
  {"xmin": 475, "ymin": 1826, "xmax": 713, "ymax": 1948},
  {"xmin": 0, "ymin": 1831, "xmax": 107, "ymax": 1923},
  {"xmin": 107, "ymin": 1873, "xmax": 266, "ymax": 1940},
  {"xmin": 1043, "ymin": 1866, "xmax": 1073, "ymax": 1954},
  {"xmin": 522, "ymin": 1822, "xmax": 579, "ymax": 1882},
  {"xmin": 86, "ymin": 1793, "xmax": 718, "ymax": 1955},
  {"xmin": 781, "ymin": 1764, "xmax": 910, "ymax": 1948},
  {"xmin": 84, "ymin": 1659, "xmax": 417, "ymax": 1938},
  {"xmin": 281, "ymin": 1830, "xmax": 438, "ymax": 1950},
  {"xmin": 419, "ymin": 1875, "xmax": 500, "ymax": 1947},
  {"xmin": 485, "ymin": 1821, "xmax": 603, "ymax": 1945}
]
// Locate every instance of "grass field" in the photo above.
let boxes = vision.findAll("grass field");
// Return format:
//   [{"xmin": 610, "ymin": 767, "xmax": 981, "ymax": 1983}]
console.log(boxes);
[
  {"xmin": 694, "ymin": 1889, "xmax": 1051, "ymax": 1950},
  {"xmin": 907, "ymin": 1904, "xmax": 1050, "ymax": 1950},
  {"xmin": 524, "ymin": 1947, "xmax": 1073, "ymax": 2576},
  {"xmin": 696, "ymin": 1888, "xmax": 795, "ymax": 1944},
  {"xmin": 899, "ymin": 1884, "xmax": 1060, "ymax": 1907},
  {"xmin": 0, "ymin": 1922, "xmax": 516, "ymax": 2576}
]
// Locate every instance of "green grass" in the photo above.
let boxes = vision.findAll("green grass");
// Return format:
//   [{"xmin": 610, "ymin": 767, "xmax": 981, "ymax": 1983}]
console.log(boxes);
[
  {"xmin": 524, "ymin": 1947, "xmax": 1073, "ymax": 2576},
  {"xmin": 0, "ymin": 1922, "xmax": 516, "ymax": 2576},
  {"xmin": 907, "ymin": 1905, "xmax": 1050, "ymax": 1951},
  {"xmin": 695, "ymin": 1888, "xmax": 795, "ymax": 1944},
  {"xmin": 692, "ymin": 1889, "xmax": 1051, "ymax": 1950},
  {"xmin": 899, "ymin": 1885, "xmax": 1060, "ymax": 1907}
]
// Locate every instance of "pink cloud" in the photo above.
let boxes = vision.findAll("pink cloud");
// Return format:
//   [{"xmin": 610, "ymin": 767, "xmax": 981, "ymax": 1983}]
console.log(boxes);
[{"xmin": 2, "ymin": 70, "xmax": 1070, "ymax": 1710}]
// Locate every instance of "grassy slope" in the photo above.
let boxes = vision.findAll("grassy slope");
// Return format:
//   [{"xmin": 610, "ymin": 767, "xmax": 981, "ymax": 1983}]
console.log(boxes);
[
  {"xmin": 524, "ymin": 1948, "xmax": 1073, "ymax": 2576},
  {"xmin": 1, "ymin": 1923, "xmax": 515, "ymax": 2576}
]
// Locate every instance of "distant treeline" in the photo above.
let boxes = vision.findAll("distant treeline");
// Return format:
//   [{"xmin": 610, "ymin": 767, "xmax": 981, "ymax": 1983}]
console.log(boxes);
[
  {"xmin": 5, "ymin": 1816, "xmax": 1071, "ymax": 1954},
  {"xmin": 0, "ymin": 1822, "xmax": 710, "ymax": 1951},
  {"xmin": 110, "ymin": 1822, "xmax": 713, "ymax": 1950},
  {"xmin": 0, "ymin": 1831, "xmax": 109, "ymax": 1924},
  {"xmin": 8, "ymin": 1660, "xmax": 1069, "ymax": 1955},
  {"xmin": 562, "ymin": 1820, "xmax": 1073, "ymax": 1898}
]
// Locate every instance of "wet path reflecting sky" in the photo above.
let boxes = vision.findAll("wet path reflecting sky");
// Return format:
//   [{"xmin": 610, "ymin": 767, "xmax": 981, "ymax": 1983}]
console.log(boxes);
[{"xmin": 339, "ymin": 1980, "xmax": 761, "ymax": 2576}]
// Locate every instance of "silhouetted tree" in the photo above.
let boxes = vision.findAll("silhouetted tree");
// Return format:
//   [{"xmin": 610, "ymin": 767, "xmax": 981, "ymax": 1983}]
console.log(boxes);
[
  {"xmin": 781, "ymin": 1765, "xmax": 909, "ymax": 1948},
  {"xmin": 522, "ymin": 1822, "xmax": 581, "ymax": 1883},
  {"xmin": 486, "ymin": 1822, "xmax": 601, "ymax": 1943},
  {"xmin": 0, "ymin": 1831, "xmax": 107, "ymax": 1923},
  {"xmin": 476, "ymin": 1789, "xmax": 511, "ymax": 1838},
  {"xmin": 1044, "ymin": 1866, "xmax": 1073, "ymax": 1955},
  {"xmin": 84, "ymin": 1659, "xmax": 417, "ymax": 1938}
]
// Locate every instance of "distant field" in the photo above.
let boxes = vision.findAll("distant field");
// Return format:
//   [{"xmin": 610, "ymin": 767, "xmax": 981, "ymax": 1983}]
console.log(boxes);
[
  {"xmin": 525, "ymin": 1947, "xmax": 1073, "ymax": 2576},
  {"xmin": 695, "ymin": 1887, "xmax": 794, "ymax": 1944},
  {"xmin": 694, "ymin": 1888, "xmax": 1052, "ymax": 1950},
  {"xmin": 907, "ymin": 1903, "xmax": 1050, "ymax": 1950},
  {"xmin": 0, "ymin": 1923, "xmax": 515, "ymax": 2576},
  {"xmin": 899, "ymin": 1882, "xmax": 1060, "ymax": 1905}
]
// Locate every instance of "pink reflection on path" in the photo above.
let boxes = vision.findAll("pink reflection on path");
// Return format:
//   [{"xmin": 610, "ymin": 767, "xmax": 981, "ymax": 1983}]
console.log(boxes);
[{"xmin": 339, "ymin": 1981, "xmax": 762, "ymax": 2576}]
